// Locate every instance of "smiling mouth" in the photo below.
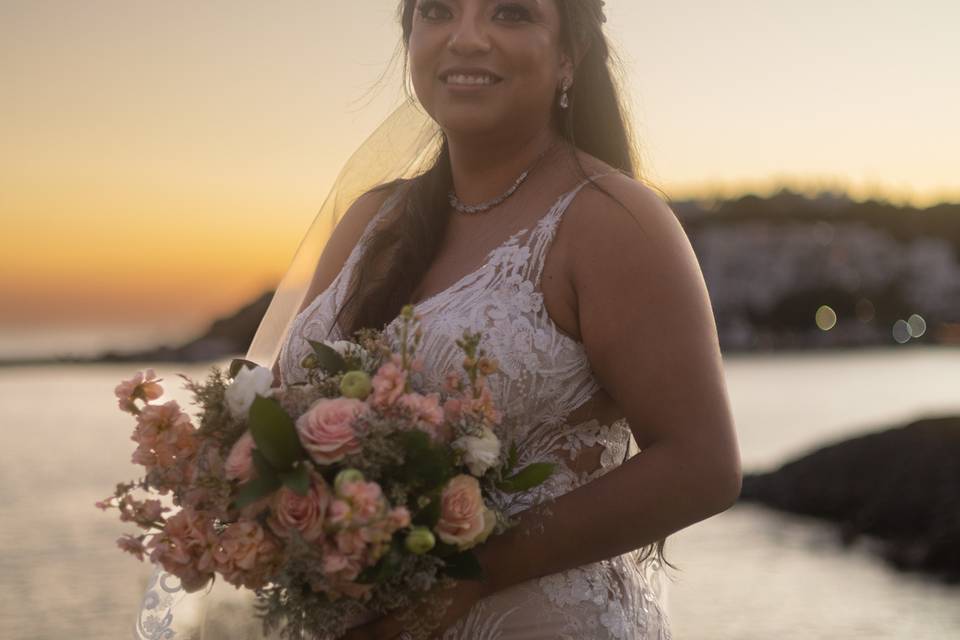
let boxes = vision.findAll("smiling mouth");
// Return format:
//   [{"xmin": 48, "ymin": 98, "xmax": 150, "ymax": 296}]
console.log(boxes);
[{"xmin": 440, "ymin": 72, "xmax": 503, "ymax": 86}]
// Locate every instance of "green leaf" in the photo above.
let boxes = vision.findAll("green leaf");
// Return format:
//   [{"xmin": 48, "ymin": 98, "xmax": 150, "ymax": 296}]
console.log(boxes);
[
  {"xmin": 248, "ymin": 395, "xmax": 307, "ymax": 471},
  {"xmin": 444, "ymin": 550, "xmax": 484, "ymax": 581},
  {"xmin": 355, "ymin": 539, "xmax": 404, "ymax": 584},
  {"xmin": 496, "ymin": 462, "xmax": 555, "ymax": 494},
  {"xmin": 228, "ymin": 358, "xmax": 258, "ymax": 379},
  {"xmin": 279, "ymin": 463, "xmax": 311, "ymax": 496},
  {"xmin": 412, "ymin": 490, "xmax": 442, "ymax": 529},
  {"xmin": 506, "ymin": 442, "xmax": 519, "ymax": 473},
  {"xmin": 306, "ymin": 340, "xmax": 348, "ymax": 376},
  {"xmin": 251, "ymin": 449, "xmax": 279, "ymax": 483},
  {"xmin": 231, "ymin": 473, "xmax": 282, "ymax": 509},
  {"xmin": 431, "ymin": 539, "xmax": 460, "ymax": 559},
  {"xmin": 396, "ymin": 430, "xmax": 454, "ymax": 490}
]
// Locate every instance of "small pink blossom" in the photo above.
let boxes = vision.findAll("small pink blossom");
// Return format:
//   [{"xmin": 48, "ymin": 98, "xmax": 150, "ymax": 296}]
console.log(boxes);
[
  {"xmin": 115, "ymin": 369, "xmax": 164, "ymax": 413},
  {"xmin": 444, "ymin": 371, "xmax": 464, "ymax": 394},
  {"xmin": 147, "ymin": 508, "xmax": 217, "ymax": 593},
  {"xmin": 224, "ymin": 431, "xmax": 256, "ymax": 483},
  {"xmin": 214, "ymin": 520, "xmax": 281, "ymax": 590},
  {"xmin": 388, "ymin": 506, "xmax": 411, "ymax": 530},
  {"xmin": 131, "ymin": 400, "xmax": 198, "ymax": 472},
  {"xmin": 117, "ymin": 534, "xmax": 147, "ymax": 561},
  {"xmin": 397, "ymin": 391, "xmax": 439, "ymax": 423},
  {"xmin": 370, "ymin": 360, "xmax": 407, "ymax": 407},
  {"xmin": 337, "ymin": 479, "xmax": 385, "ymax": 522}
]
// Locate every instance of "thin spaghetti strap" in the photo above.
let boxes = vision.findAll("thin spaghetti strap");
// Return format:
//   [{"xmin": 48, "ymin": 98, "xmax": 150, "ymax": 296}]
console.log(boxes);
[{"xmin": 527, "ymin": 171, "xmax": 619, "ymax": 287}]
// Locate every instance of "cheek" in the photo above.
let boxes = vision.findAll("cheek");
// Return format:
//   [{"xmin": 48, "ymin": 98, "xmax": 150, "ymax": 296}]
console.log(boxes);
[{"xmin": 407, "ymin": 33, "xmax": 440, "ymax": 104}]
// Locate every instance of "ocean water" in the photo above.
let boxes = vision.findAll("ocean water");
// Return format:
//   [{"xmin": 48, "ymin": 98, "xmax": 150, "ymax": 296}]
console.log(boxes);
[{"xmin": 0, "ymin": 347, "xmax": 958, "ymax": 639}]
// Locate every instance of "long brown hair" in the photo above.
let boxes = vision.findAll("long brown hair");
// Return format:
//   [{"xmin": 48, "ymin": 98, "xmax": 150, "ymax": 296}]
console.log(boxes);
[{"xmin": 335, "ymin": 0, "xmax": 675, "ymax": 573}]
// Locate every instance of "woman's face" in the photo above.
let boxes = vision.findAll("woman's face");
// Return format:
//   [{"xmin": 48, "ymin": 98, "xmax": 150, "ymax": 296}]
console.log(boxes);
[{"xmin": 407, "ymin": 0, "xmax": 572, "ymax": 138}]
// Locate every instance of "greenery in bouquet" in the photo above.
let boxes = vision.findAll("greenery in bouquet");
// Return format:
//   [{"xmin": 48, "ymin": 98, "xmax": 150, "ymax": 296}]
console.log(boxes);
[{"xmin": 98, "ymin": 305, "xmax": 554, "ymax": 639}]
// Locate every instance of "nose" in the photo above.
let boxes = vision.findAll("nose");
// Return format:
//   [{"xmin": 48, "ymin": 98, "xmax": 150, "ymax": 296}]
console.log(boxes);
[{"xmin": 447, "ymin": 14, "xmax": 492, "ymax": 56}]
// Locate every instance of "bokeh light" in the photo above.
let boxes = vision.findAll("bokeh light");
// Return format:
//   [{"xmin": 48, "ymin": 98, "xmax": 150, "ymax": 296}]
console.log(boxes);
[
  {"xmin": 892, "ymin": 320, "xmax": 912, "ymax": 344},
  {"xmin": 907, "ymin": 314, "xmax": 927, "ymax": 339},
  {"xmin": 816, "ymin": 305, "xmax": 838, "ymax": 331}
]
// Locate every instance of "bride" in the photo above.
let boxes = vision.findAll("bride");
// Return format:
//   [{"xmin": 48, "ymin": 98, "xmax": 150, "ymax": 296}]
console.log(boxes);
[{"xmin": 136, "ymin": 1, "xmax": 741, "ymax": 638}]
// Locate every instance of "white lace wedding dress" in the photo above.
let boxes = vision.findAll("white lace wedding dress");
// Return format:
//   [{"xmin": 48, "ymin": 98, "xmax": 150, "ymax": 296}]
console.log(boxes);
[{"xmin": 277, "ymin": 176, "xmax": 673, "ymax": 639}]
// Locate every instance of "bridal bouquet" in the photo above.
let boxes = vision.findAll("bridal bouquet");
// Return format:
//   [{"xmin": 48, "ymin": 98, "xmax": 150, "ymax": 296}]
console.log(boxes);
[{"xmin": 98, "ymin": 305, "xmax": 553, "ymax": 639}]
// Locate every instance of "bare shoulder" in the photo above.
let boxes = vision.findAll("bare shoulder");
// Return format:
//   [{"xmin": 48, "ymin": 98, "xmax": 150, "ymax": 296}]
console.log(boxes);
[
  {"xmin": 300, "ymin": 181, "xmax": 405, "ymax": 311},
  {"xmin": 563, "ymin": 172, "xmax": 695, "ymax": 290}
]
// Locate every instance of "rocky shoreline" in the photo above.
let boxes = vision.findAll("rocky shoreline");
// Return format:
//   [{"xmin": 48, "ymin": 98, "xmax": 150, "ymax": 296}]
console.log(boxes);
[{"xmin": 739, "ymin": 415, "xmax": 960, "ymax": 583}]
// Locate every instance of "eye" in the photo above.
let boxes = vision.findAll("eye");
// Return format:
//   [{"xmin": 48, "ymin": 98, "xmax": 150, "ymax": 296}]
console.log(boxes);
[
  {"xmin": 417, "ymin": 1, "xmax": 452, "ymax": 22},
  {"xmin": 493, "ymin": 3, "xmax": 532, "ymax": 23}
]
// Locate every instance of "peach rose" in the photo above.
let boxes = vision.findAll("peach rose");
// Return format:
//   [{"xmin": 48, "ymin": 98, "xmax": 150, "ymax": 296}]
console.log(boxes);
[
  {"xmin": 224, "ymin": 431, "xmax": 256, "ymax": 483},
  {"xmin": 434, "ymin": 474, "xmax": 490, "ymax": 550},
  {"xmin": 296, "ymin": 397, "xmax": 365, "ymax": 465},
  {"xmin": 268, "ymin": 474, "xmax": 331, "ymax": 543}
]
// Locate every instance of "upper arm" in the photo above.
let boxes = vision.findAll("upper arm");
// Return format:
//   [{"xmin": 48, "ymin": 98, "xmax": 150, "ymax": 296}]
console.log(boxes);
[
  {"xmin": 568, "ymin": 176, "xmax": 742, "ymax": 500},
  {"xmin": 300, "ymin": 184, "xmax": 400, "ymax": 314},
  {"xmin": 268, "ymin": 183, "xmax": 400, "ymax": 383}
]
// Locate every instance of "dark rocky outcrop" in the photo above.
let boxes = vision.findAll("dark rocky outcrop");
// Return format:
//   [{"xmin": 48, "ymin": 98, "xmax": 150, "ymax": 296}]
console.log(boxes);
[{"xmin": 740, "ymin": 415, "xmax": 960, "ymax": 583}]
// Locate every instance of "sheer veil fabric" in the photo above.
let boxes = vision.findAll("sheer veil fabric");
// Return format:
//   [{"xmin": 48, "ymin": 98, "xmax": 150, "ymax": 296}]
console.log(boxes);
[{"xmin": 133, "ymin": 98, "xmax": 441, "ymax": 638}]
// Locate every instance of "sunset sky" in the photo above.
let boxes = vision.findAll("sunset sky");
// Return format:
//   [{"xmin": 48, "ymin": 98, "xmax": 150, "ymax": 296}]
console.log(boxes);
[{"xmin": 2, "ymin": 0, "xmax": 958, "ymax": 356}]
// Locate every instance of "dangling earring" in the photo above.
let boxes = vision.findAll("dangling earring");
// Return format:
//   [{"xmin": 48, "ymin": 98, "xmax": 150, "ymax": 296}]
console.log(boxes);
[{"xmin": 559, "ymin": 79, "xmax": 571, "ymax": 110}]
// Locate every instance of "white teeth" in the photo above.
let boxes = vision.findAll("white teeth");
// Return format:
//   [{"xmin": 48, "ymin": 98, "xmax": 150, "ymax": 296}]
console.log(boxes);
[{"xmin": 445, "ymin": 74, "xmax": 497, "ymax": 86}]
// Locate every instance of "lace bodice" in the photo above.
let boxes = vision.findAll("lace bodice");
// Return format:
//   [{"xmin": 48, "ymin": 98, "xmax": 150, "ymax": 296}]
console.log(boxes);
[
  {"xmin": 279, "ymin": 176, "xmax": 673, "ymax": 639},
  {"xmin": 280, "ymin": 176, "xmax": 636, "ymax": 512}
]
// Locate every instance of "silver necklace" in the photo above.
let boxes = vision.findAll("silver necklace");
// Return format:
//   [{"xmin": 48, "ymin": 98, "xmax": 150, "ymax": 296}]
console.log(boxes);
[{"xmin": 448, "ymin": 141, "xmax": 556, "ymax": 215}]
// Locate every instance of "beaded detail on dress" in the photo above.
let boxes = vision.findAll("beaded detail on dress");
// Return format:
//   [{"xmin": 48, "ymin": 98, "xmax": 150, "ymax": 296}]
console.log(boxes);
[{"xmin": 279, "ymin": 175, "xmax": 672, "ymax": 639}]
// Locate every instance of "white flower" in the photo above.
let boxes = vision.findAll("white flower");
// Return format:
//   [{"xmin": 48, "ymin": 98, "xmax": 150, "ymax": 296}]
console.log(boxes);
[
  {"xmin": 453, "ymin": 427, "xmax": 502, "ymax": 477},
  {"xmin": 329, "ymin": 340, "xmax": 356, "ymax": 358},
  {"xmin": 225, "ymin": 365, "xmax": 275, "ymax": 421}
]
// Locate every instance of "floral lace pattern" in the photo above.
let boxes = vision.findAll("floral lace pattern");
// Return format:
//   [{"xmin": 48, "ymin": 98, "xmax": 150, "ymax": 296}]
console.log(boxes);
[
  {"xmin": 135, "ymin": 567, "xmax": 189, "ymax": 639},
  {"xmin": 280, "ymin": 174, "xmax": 672, "ymax": 639}
]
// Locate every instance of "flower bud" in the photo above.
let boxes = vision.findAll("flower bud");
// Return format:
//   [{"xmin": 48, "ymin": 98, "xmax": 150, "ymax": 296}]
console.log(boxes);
[
  {"xmin": 300, "ymin": 354, "xmax": 319, "ymax": 370},
  {"xmin": 339, "ymin": 370, "xmax": 372, "ymax": 400},
  {"xmin": 404, "ymin": 527, "xmax": 436, "ymax": 555},
  {"xmin": 334, "ymin": 468, "xmax": 365, "ymax": 493}
]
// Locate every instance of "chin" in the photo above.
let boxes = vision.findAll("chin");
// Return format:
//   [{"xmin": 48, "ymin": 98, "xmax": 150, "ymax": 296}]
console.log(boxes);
[{"xmin": 429, "ymin": 105, "xmax": 508, "ymax": 138}]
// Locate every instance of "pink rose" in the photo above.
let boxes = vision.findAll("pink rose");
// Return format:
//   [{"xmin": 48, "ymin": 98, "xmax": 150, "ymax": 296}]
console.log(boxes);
[
  {"xmin": 371, "ymin": 359, "xmax": 407, "ymax": 407},
  {"xmin": 296, "ymin": 398, "xmax": 365, "ymax": 465},
  {"xmin": 434, "ymin": 475, "xmax": 490, "ymax": 550},
  {"xmin": 224, "ymin": 431, "xmax": 256, "ymax": 483},
  {"xmin": 268, "ymin": 473, "xmax": 331, "ymax": 542}
]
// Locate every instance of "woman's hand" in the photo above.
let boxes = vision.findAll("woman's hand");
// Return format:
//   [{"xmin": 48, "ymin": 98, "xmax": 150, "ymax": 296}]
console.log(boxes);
[{"xmin": 340, "ymin": 577, "xmax": 490, "ymax": 640}]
